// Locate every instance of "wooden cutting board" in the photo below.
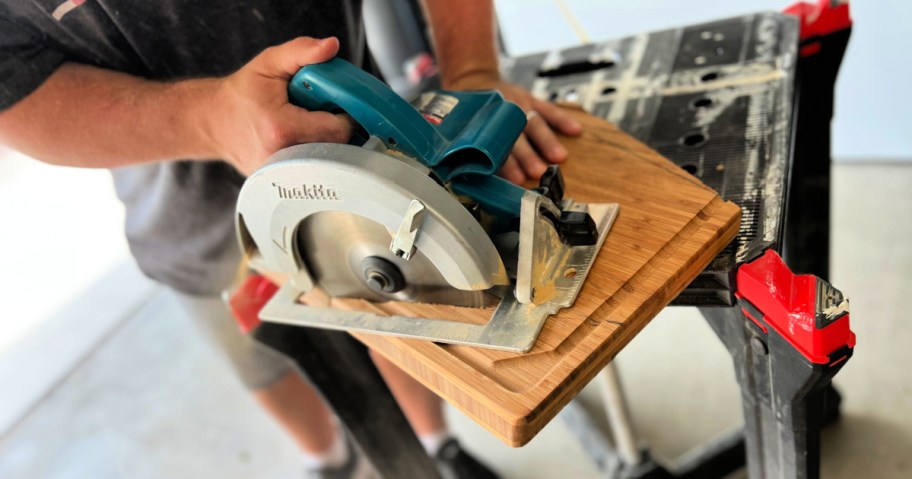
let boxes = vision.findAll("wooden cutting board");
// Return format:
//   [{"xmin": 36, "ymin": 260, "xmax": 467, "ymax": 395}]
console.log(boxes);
[{"xmin": 325, "ymin": 108, "xmax": 740, "ymax": 446}]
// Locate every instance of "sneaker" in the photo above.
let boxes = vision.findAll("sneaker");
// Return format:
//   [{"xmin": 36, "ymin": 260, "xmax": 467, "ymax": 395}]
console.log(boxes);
[
  {"xmin": 434, "ymin": 438, "xmax": 500, "ymax": 479},
  {"xmin": 304, "ymin": 437, "xmax": 377, "ymax": 479}
]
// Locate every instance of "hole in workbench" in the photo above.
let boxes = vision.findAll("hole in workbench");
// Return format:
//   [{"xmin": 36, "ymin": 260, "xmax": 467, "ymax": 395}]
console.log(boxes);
[
  {"xmin": 701, "ymin": 72, "xmax": 719, "ymax": 82},
  {"xmin": 681, "ymin": 164, "xmax": 698, "ymax": 175},
  {"xmin": 388, "ymin": 137, "xmax": 397, "ymax": 146},
  {"xmin": 537, "ymin": 59, "xmax": 615, "ymax": 77},
  {"xmin": 692, "ymin": 97, "xmax": 713, "ymax": 108},
  {"xmin": 681, "ymin": 132, "xmax": 707, "ymax": 147},
  {"xmin": 601, "ymin": 86, "xmax": 617, "ymax": 95}
]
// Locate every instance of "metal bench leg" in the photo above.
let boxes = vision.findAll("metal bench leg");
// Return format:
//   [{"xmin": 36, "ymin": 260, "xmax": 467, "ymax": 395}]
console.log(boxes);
[
  {"xmin": 597, "ymin": 362, "xmax": 643, "ymax": 469},
  {"xmin": 701, "ymin": 250, "xmax": 854, "ymax": 478},
  {"xmin": 560, "ymin": 363, "xmax": 677, "ymax": 478}
]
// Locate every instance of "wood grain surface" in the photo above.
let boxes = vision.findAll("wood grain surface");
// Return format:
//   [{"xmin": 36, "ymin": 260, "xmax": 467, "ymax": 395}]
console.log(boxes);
[{"xmin": 325, "ymin": 109, "xmax": 741, "ymax": 446}]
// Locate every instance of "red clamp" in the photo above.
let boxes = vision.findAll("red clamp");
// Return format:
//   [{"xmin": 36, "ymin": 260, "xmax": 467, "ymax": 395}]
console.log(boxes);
[
  {"xmin": 735, "ymin": 250, "xmax": 855, "ymax": 365},
  {"xmin": 228, "ymin": 274, "xmax": 279, "ymax": 334},
  {"xmin": 784, "ymin": 0, "xmax": 852, "ymax": 57}
]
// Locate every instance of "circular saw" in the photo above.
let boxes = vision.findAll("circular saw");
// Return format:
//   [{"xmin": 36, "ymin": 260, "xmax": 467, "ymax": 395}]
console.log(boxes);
[{"xmin": 236, "ymin": 58, "xmax": 618, "ymax": 352}]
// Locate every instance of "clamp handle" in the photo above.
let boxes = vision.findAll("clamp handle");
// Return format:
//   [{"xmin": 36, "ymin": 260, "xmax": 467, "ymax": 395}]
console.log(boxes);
[{"xmin": 288, "ymin": 58, "xmax": 526, "ymax": 181}]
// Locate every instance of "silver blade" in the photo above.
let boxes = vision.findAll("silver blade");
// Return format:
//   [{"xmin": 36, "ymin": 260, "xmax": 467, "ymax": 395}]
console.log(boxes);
[{"xmin": 296, "ymin": 211, "xmax": 487, "ymax": 308}]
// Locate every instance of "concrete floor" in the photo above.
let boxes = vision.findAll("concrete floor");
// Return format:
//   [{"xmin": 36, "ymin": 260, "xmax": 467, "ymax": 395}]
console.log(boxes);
[{"xmin": 0, "ymin": 163, "xmax": 908, "ymax": 478}]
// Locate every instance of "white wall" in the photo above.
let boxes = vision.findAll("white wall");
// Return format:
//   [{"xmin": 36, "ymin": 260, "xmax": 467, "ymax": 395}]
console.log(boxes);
[
  {"xmin": 0, "ymin": 149, "xmax": 130, "ymax": 347},
  {"xmin": 496, "ymin": 0, "xmax": 912, "ymax": 161}
]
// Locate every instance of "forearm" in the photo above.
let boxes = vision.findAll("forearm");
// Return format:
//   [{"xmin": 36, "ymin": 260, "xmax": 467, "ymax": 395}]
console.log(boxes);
[
  {"xmin": 421, "ymin": 0, "xmax": 500, "ymax": 88},
  {"xmin": 0, "ymin": 63, "xmax": 218, "ymax": 169}
]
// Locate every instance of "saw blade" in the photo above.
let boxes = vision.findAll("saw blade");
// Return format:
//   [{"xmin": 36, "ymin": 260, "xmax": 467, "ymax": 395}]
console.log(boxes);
[{"xmin": 296, "ymin": 211, "xmax": 487, "ymax": 308}]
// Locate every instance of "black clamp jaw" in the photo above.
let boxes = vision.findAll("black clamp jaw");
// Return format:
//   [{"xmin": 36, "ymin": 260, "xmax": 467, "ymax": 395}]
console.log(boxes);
[{"xmin": 535, "ymin": 165, "xmax": 600, "ymax": 247}]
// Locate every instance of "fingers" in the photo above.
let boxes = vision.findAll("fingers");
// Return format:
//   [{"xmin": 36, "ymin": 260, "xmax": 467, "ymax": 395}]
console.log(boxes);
[
  {"xmin": 505, "ymin": 88, "xmax": 583, "ymax": 174},
  {"xmin": 534, "ymin": 100, "xmax": 583, "ymax": 136},
  {"xmin": 255, "ymin": 36, "xmax": 340, "ymax": 79},
  {"xmin": 281, "ymin": 107, "xmax": 354, "ymax": 145},
  {"xmin": 524, "ymin": 111, "xmax": 567, "ymax": 164},
  {"xmin": 512, "ymin": 134, "xmax": 548, "ymax": 178},
  {"xmin": 500, "ymin": 155, "xmax": 527, "ymax": 185}
]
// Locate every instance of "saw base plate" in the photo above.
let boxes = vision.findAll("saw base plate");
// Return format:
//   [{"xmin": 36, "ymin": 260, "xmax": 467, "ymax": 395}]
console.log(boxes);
[{"xmin": 259, "ymin": 203, "xmax": 619, "ymax": 352}]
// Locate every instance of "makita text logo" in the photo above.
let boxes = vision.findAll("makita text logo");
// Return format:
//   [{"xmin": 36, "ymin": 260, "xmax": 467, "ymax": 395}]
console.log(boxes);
[{"xmin": 272, "ymin": 183, "xmax": 340, "ymax": 200}]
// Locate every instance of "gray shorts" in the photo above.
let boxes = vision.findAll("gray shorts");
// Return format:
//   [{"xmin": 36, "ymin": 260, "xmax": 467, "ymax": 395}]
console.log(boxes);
[{"xmin": 173, "ymin": 291, "xmax": 295, "ymax": 391}]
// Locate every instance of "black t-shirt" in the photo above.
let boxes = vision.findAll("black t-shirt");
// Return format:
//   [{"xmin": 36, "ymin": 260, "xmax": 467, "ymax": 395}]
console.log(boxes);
[{"xmin": 0, "ymin": 0, "xmax": 369, "ymax": 295}]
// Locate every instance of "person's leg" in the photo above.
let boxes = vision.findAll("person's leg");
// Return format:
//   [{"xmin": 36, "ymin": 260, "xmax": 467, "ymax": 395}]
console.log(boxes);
[
  {"xmin": 368, "ymin": 350, "xmax": 448, "ymax": 447},
  {"xmin": 253, "ymin": 370, "xmax": 337, "ymax": 454},
  {"xmin": 370, "ymin": 349, "xmax": 500, "ymax": 478},
  {"xmin": 299, "ymin": 289, "xmax": 448, "ymax": 438},
  {"xmin": 175, "ymin": 289, "xmax": 494, "ymax": 477},
  {"xmin": 173, "ymin": 292, "xmax": 339, "ymax": 459}
]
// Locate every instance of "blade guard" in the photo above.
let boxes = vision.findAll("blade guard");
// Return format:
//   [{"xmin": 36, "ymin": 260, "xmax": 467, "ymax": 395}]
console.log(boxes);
[{"xmin": 236, "ymin": 142, "xmax": 510, "ymax": 294}]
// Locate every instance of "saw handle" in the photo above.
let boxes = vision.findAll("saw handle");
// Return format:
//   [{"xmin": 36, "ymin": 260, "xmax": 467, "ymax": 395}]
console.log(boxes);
[{"xmin": 287, "ymin": 58, "xmax": 526, "ymax": 181}]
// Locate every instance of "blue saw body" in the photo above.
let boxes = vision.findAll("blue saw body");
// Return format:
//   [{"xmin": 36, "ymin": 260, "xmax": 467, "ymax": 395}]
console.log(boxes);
[{"xmin": 288, "ymin": 58, "xmax": 529, "ymax": 224}]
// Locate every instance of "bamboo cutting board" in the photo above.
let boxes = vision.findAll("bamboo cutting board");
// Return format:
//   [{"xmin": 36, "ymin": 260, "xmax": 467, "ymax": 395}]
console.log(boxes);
[{"xmin": 330, "ymin": 108, "xmax": 740, "ymax": 446}]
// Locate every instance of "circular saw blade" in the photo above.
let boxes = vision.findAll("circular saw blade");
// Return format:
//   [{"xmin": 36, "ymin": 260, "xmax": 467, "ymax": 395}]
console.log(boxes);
[{"xmin": 296, "ymin": 211, "xmax": 486, "ymax": 308}]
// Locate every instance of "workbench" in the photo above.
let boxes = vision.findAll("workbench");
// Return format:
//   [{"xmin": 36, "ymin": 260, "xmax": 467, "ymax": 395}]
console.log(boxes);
[{"xmin": 242, "ymin": 3, "xmax": 856, "ymax": 478}]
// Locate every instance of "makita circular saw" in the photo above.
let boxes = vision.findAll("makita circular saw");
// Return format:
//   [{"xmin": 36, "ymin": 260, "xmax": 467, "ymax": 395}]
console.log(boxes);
[{"xmin": 236, "ymin": 58, "xmax": 618, "ymax": 352}]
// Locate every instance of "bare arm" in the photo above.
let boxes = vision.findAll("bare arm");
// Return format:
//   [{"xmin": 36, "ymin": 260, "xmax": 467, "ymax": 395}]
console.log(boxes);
[
  {"xmin": 421, "ymin": 0, "xmax": 582, "ymax": 183},
  {"xmin": 419, "ymin": 0, "xmax": 500, "ymax": 89},
  {"xmin": 0, "ymin": 64, "xmax": 216, "ymax": 169},
  {"xmin": 0, "ymin": 36, "xmax": 352, "ymax": 176}
]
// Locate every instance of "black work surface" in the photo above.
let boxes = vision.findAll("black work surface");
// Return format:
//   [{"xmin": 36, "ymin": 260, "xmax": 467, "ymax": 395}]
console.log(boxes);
[{"xmin": 505, "ymin": 12, "xmax": 800, "ymax": 305}]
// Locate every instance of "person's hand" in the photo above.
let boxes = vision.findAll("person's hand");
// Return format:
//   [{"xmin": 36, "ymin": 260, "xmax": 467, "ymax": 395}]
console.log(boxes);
[
  {"xmin": 445, "ymin": 74, "xmax": 583, "ymax": 184},
  {"xmin": 206, "ymin": 37, "xmax": 354, "ymax": 176}
]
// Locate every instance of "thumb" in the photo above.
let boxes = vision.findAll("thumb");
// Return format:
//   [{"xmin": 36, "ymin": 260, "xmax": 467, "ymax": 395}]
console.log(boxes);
[{"xmin": 255, "ymin": 36, "xmax": 340, "ymax": 79}]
